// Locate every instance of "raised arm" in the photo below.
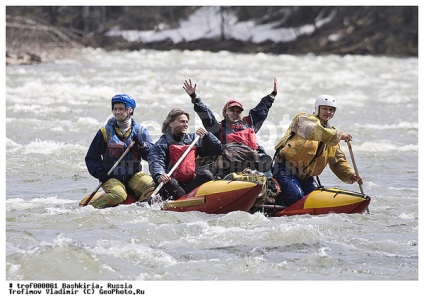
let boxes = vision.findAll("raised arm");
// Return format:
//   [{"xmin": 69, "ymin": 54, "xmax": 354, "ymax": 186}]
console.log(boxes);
[
  {"xmin": 183, "ymin": 79, "xmax": 222, "ymax": 137},
  {"xmin": 246, "ymin": 77, "xmax": 278, "ymax": 132}
]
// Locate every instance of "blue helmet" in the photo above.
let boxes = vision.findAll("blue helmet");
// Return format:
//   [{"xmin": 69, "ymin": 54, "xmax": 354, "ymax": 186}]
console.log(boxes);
[{"xmin": 111, "ymin": 94, "xmax": 136, "ymax": 112}]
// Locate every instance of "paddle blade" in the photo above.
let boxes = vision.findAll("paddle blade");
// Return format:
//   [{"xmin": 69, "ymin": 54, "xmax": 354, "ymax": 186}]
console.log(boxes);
[
  {"xmin": 147, "ymin": 194, "xmax": 163, "ymax": 206},
  {"xmin": 79, "ymin": 192, "xmax": 102, "ymax": 206}
]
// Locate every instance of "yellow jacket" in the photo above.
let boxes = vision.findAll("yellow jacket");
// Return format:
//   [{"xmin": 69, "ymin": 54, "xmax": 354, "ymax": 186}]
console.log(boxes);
[{"xmin": 275, "ymin": 113, "xmax": 354, "ymax": 182}]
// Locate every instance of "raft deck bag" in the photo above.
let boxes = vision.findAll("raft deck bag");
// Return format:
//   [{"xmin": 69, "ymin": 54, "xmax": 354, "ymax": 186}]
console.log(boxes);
[{"xmin": 221, "ymin": 142, "xmax": 259, "ymax": 173}]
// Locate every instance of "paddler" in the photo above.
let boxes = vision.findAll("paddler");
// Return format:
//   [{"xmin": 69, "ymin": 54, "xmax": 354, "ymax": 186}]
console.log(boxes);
[
  {"xmin": 183, "ymin": 78, "xmax": 277, "ymax": 176},
  {"xmin": 85, "ymin": 94, "xmax": 155, "ymax": 208},
  {"xmin": 273, "ymin": 95, "xmax": 363, "ymax": 207},
  {"xmin": 147, "ymin": 108, "xmax": 222, "ymax": 200}
]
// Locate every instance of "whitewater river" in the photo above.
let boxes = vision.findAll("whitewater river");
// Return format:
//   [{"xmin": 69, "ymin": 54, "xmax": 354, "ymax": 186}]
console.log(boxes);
[{"xmin": 5, "ymin": 49, "xmax": 419, "ymax": 302}]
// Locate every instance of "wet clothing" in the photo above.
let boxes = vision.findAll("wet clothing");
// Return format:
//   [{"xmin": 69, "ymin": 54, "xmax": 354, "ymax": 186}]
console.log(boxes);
[
  {"xmin": 273, "ymin": 112, "xmax": 355, "ymax": 206},
  {"xmin": 86, "ymin": 117, "xmax": 153, "ymax": 183},
  {"xmin": 90, "ymin": 173, "xmax": 155, "ymax": 209},
  {"xmin": 85, "ymin": 117, "xmax": 154, "ymax": 208},
  {"xmin": 147, "ymin": 131, "xmax": 222, "ymax": 199},
  {"xmin": 273, "ymin": 163, "xmax": 318, "ymax": 207}
]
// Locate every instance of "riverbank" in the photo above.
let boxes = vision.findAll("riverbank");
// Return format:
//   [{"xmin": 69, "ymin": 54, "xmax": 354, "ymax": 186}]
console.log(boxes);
[
  {"xmin": 6, "ymin": 12, "xmax": 418, "ymax": 65},
  {"xmin": 6, "ymin": 15, "xmax": 83, "ymax": 65}
]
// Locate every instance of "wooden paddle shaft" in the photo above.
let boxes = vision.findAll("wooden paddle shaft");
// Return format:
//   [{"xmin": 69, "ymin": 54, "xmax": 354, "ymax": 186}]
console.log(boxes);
[
  {"xmin": 82, "ymin": 141, "xmax": 135, "ymax": 206},
  {"xmin": 347, "ymin": 141, "xmax": 364, "ymax": 194},
  {"xmin": 347, "ymin": 141, "xmax": 369, "ymax": 214},
  {"xmin": 150, "ymin": 135, "xmax": 200, "ymax": 198}
]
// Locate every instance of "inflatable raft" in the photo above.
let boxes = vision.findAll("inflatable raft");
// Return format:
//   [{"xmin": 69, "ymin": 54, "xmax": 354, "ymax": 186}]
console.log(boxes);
[
  {"xmin": 80, "ymin": 179, "xmax": 263, "ymax": 214},
  {"xmin": 80, "ymin": 178, "xmax": 370, "ymax": 216},
  {"xmin": 260, "ymin": 187, "xmax": 370, "ymax": 217}
]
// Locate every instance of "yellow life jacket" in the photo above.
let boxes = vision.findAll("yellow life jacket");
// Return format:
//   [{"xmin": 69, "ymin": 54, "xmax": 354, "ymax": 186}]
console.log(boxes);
[{"xmin": 274, "ymin": 113, "xmax": 339, "ymax": 179}]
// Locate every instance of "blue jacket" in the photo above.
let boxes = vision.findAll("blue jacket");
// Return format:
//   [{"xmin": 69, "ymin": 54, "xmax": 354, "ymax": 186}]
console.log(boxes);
[
  {"xmin": 85, "ymin": 117, "xmax": 153, "ymax": 183},
  {"xmin": 192, "ymin": 94, "xmax": 275, "ymax": 145},
  {"xmin": 148, "ymin": 131, "xmax": 222, "ymax": 182}
]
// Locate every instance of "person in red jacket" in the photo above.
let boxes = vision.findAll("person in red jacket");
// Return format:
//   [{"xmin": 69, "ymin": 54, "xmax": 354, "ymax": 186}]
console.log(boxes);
[{"xmin": 183, "ymin": 78, "xmax": 277, "ymax": 176}]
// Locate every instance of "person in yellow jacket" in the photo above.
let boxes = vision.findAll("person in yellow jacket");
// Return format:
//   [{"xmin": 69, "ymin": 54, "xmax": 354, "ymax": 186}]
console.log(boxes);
[{"xmin": 273, "ymin": 95, "xmax": 363, "ymax": 207}]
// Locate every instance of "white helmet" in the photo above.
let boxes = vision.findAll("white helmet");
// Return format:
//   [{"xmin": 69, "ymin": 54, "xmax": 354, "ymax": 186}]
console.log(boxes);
[{"xmin": 314, "ymin": 95, "xmax": 337, "ymax": 115}]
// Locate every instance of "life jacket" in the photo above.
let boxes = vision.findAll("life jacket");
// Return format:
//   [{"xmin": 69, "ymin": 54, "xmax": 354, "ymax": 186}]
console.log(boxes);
[
  {"xmin": 100, "ymin": 118, "xmax": 142, "ymax": 181},
  {"xmin": 275, "ymin": 113, "xmax": 338, "ymax": 179},
  {"xmin": 221, "ymin": 121, "xmax": 258, "ymax": 149},
  {"xmin": 169, "ymin": 144, "xmax": 197, "ymax": 183}
]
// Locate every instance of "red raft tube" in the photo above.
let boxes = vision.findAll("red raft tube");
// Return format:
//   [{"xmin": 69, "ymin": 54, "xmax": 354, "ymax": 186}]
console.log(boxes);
[
  {"xmin": 80, "ymin": 180, "xmax": 263, "ymax": 215},
  {"xmin": 161, "ymin": 180, "xmax": 262, "ymax": 214}
]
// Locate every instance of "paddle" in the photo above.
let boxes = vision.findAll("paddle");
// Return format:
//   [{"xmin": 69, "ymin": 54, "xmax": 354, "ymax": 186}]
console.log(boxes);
[
  {"xmin": 346, "ymin": 140, "xmax": 369, "ymax": 213},
  {"xmin": 81, "ymin": 141, "xmax": 135, "ymax": 206},
  {"xmin": 148, "ymin": 135, "xmax": 200, "ymax": 204}
]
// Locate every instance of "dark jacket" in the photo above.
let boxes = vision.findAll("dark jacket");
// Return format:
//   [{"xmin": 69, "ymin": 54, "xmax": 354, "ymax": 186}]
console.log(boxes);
[
  {"xmin": 192, "ymin": 94, "xmax": 275, "ymax": 144},
  {"xmin": 85, "ymin": 118, "xmax": 153, "ymax": 183},
  {"xmin": 148, "ymin": 131, "xmax": 222, "ymax": 182}
]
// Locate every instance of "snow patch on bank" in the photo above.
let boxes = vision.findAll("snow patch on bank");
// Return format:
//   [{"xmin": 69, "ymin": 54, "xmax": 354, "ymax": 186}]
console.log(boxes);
[{"xmin": 107, "ymin": 6, "xmax": 322, "ymax": 44}]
